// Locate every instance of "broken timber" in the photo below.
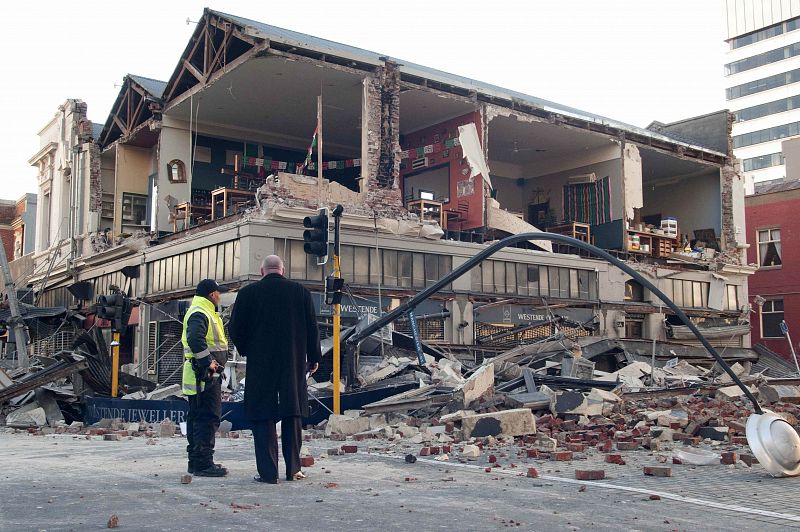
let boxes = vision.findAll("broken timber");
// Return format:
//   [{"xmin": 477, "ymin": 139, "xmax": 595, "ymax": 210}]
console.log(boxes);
[{"xmin": 0, "ymin": 352, "xmax": 88, "ymax": 404}]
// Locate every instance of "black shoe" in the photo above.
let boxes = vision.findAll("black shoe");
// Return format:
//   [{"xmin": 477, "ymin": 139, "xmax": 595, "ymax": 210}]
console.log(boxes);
[
  {"xmin": 254, "ymin": 475, "xmax": 277, "ymax": 484},
  {"xmin": 194, "ymin": 464, "xmax": 228, "ymax": 477},
  {"xmin": 189, "ymin": 462, "xmax": 225, "ymax": 474}
]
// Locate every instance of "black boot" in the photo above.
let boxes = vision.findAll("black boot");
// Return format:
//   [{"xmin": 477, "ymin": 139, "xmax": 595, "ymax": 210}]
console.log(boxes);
[{"xmin": 194, "ymin": 464, "xmax": 228, "ymax": 477}]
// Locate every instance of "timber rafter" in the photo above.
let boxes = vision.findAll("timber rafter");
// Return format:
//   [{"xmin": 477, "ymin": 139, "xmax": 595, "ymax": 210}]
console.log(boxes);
[
  {"xmin": 99, "ymin": 76, "xmax": 165, "ymax": 148},
  {"xmin": 162, "ymin": 11, "xmax": 259, "ymax": 103}
]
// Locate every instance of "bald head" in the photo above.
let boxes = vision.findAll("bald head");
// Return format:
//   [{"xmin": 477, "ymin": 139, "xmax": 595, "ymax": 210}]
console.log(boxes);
[{"xmin": 261, "ymin": 255, "xmax": 285, "ymax": 276}]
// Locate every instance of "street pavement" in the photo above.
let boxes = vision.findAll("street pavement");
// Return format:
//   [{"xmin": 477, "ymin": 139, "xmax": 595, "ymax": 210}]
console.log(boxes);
[{"xmin": 1, "ymin": 429, "xmax": 799, "ymax": 531}]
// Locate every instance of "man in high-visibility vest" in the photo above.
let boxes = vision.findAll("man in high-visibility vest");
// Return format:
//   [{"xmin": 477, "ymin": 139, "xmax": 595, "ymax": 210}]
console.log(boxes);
[{"xmin": 182, "ymin": 279, "xmax": 229, "ymax": 477}]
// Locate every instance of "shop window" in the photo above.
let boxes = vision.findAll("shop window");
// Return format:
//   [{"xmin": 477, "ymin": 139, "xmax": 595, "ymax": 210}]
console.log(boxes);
[
  {"xmin": 758, "ymin": 228, "xmax": 782, "ymax": 267},
  {"xmin": 167, "ymin": 160, "xmax": 186, "ymax": 183},
  {"xmin": 761, "ymin": 299, "xmax": 785, "ymax": 338}
]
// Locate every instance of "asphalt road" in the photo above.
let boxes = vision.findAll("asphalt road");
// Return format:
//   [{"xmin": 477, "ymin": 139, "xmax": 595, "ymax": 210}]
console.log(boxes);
[{"xmin": 1, "ymin": 429, "xmax": 797, "ymax": 531}]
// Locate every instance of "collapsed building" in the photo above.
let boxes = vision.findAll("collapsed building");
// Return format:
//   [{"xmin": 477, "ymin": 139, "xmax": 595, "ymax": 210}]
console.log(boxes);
[{"xmin": 10, "ymin": 9, "xmax": 757, "ymax": 396}]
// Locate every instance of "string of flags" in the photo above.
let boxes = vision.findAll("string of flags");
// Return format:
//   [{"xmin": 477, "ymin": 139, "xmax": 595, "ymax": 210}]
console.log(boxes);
[{"xmin": 400, "ymin": 137, "xmax": 460, "ymax": 160}]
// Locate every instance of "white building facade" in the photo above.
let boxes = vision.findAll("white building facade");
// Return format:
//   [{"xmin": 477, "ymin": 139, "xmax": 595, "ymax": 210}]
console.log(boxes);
[{"xmin": 725, "ymin": 0, "xmax": 800, "ymax": 187}]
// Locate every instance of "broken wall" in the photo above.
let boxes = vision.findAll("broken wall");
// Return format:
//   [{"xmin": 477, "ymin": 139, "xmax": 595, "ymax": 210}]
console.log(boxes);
[
  {"xmin": 642, "ymin": 170, "xmax": 722, "ymax": 244},
  {"xmin": 399, "ymin": 112, "xmax": 485, "ymax": 229},
  {"xmin": 157, "ymin": 118, "xmax": 193, "ymax": 233},
  {"xmin": 363, "ymin": 62, "xmax": 403, "ymax": 215},
  {"xmin": 114, "ymin": 145, "xmax": 152, "ymax": 234}
]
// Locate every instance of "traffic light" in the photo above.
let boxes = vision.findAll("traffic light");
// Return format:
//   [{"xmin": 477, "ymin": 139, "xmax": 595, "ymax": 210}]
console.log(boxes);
[
  {"xmin": 303, "ymin": 207, "xmax": 329, "ymax": 265},
  {"xmin": 96, "ymin": 294, "xmax": 133, "ymax": 331}
]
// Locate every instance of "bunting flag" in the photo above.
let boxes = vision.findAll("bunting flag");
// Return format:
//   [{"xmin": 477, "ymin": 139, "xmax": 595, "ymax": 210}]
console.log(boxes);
[
  {"xmin": 242, "ymin": 156, "xmax": 361, "ymax": 172},
  {"xmin": 400, "ymin": 137, "xmax": 460, "ymax": 160},
  {"xmin": 295, "ymin": 127, "xmax": 319, "ymax": 174}
]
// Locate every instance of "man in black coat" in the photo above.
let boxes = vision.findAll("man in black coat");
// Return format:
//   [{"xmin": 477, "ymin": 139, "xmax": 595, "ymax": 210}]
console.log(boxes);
[{"xmin": 229, "ymin": 255, "xmax": 321, "ymax": 484}]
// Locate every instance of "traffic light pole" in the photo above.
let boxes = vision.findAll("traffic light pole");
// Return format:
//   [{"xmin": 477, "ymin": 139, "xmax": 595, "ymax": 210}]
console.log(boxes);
[
  {"xmin": 331, "ymin": 205, "xmax": 344, "ymax": 415},
  {"xmin": 110, "ymin": 330, "xmax": 121, "ymax": 397},
  {"xmin": 0, "ymin": 236, "xmax": 28, "ymax": 368}
]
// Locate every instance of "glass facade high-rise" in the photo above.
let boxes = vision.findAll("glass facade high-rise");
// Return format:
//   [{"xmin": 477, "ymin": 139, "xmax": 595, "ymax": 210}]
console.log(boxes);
[{"xmin": 725, "ymin": 0, "xmax": 800, "ymax": 188}]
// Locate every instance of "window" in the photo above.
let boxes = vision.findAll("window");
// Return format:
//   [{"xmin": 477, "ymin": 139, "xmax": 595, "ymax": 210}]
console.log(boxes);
[
  {"xmin": 121, "ymin": 193, "xmax": 148, "ymax": 226},
  {"xmin": 624, "ymin": 280, "xmax": 644, "ymax": 302},
  {"xmin": 761, "ymin": 299, "xmax": 785, "ymax": 338},
  {"xmin": 725, "ymin": 42, "xmax": 800, "ymax": 76},
  {"xmin": 727, "ymin": 68, "xmax": 800, "ymax": 100},
  {"xmin": 742, "ymin": 153, "xmax": 784, "ymax": 172},
  {"xmin": 734, "ymin": 95, "xmax": 800, "ymax": 123},
  {"xmin": 167, "ymin": 160, "xmax": 186, "ymax": 183},
  {"xmin": 729, "ymin": 17, "xmax": 800, "ymax": 50},
  {"xmin": 725, "ymin": 285, "xmax": 739, "ymax": 311},
  {"xmin": 733, "ymin": 122, "xmax": 800, "ymax": 148},
  {"xmin": 470, "ymin": 260, "xmax": 597, "ymax": 300},
  {"xmin": 758, "ymin": 228, "xmax": 782, "ymax": 267},
  {"xmin": 668, "ymin": 279, "xmax": 709, "ymax": 308}
]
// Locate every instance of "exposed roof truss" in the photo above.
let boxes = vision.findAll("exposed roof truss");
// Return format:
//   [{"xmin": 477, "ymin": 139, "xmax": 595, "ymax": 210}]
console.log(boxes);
[
  {"xmin": 162, "ymin": 11, "xmax": 259, "ymax": 103},
  {"xmin": 99, "ymin": 76, "xmax": 164, "ymax": 148}
]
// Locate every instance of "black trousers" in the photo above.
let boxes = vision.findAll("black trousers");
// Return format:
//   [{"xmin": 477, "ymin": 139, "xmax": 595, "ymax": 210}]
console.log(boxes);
[
  {"xmin": 186, "ymin": 377, "xmax": 221, "ymax": 470},
  {"xmin": 251, "ymin": 416, "xmax": 302, "ymax": 482}
]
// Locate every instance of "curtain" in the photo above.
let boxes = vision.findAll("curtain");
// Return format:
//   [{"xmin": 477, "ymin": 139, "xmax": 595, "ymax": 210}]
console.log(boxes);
[{"xmin": 562, "ymin": 176, "xmax": 612, "ymax": 225}]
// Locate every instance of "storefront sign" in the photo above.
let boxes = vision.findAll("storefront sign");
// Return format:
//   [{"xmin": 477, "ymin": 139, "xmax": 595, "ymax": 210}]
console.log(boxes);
[{"xmin": 474, "ymin": 304, "xmax": 594, "ymax": 326}]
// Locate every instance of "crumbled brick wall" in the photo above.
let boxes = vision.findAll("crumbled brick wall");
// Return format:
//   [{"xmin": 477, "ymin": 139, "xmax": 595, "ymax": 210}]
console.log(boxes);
[
  {"xmin": 87, "ymin": 142, "xmax": 103, "ymax": 213},
  {"xmin": 364, "ymin": 61, "xmax": 402, "ymax": 216},
  {"xmin": 720, "ymin": 112, "xmax": 739, "ymax": 258}
]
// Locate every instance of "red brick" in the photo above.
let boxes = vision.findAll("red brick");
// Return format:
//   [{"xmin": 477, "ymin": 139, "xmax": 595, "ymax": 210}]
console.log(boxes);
[
  {"xmin": 525, "ymin": 449, "xmax": 539, "ymax": 458},
  {"xmin": 567, "ymin": 443, "xmax": 585, "ymax": 452},
  {"xmin": 575, "ymin": 469, "xmax": 605, "ymax": 481},
  {"xmin": 442, "ymin": 445, "xmax": 451, "ymax": 453},
  {"xmin": 599, "ymin": 440, "xmax": 613, "ymax": 453},
  {"xmin": 341, "ymin": 445, "xmax": 358, "ymax": 454},
  {"xmin": 301, "ymin": 456, "xmax": 315, "ymax": 467},
  {"xmin": 616, "ymin": 441, "xmax": 640, "ymax": 451},
  {"xmin": 445, "ymin": 422, "xmax": 454, "ymax": 434},
  {"xmin": 526, "ymin": 468, "xmax": 539, "ymax": 478},
  {"xmin": 484, "ymin": 467, "xmax": 492, "ymax": 473},
  {"xmin": 731, "ymin": 436, "xmax": 748, "ymax": 445},
  {"xmin": 721, "ymin": 451, "xmax": 738, "ymax": 465},
  {"xmin": 643, "ymin": 466, "xmax": 672, "ymax": 477},
  {"xmin": 419, "ymin": 447, "xmax": 430, "ymax": 456},
  {"xmin": 605, "ymin": 454, "xmax": 625, "ymax": 465},
  {"xmin": 429, "ymin": 446, "xmax": 440, "ymax": 455},
  {"xmin": 672, "ymin": 457, "xmax": 683, "ymax": 465},
  {"xmin": 740, "ymin": 454, "xmax": 759, "ymax": 467},
  {"xmin": 550, "ymin": 451, "xmax": 573, "ymax": 461}
]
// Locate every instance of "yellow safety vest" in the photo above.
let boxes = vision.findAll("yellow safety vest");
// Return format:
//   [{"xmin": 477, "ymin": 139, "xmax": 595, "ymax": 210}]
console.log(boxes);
[{"xmin": 181, "ymin": 295, "xmax": 229, "ymax": 395}]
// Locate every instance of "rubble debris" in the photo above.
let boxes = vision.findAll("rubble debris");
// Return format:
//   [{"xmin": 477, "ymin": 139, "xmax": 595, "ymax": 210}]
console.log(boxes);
[
  {"xmin": 181, "ymin": 474, "xmax": 192, "ymax": 484},
  {"xmin": 107, "ymin": 514, "xmax": 120, "ymax": 528},
  {"xmin": 461, "ymin": 409, "xmax": 536, "ymax": 439},
  {"xmin": 758, "ymin": 384, "xmax": 800, "ymax": 405},
  {"xmin": 5, "ymin": 403, "xmax": 47, "ymax": 427},
  {"xmin": 643, "ymin": 466, "xmax": 672, "ymax": 477}
]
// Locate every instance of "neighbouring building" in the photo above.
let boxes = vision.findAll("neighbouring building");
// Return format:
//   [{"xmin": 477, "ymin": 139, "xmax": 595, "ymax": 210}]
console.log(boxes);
[
  {"xmin": 14, "ymin": 9, "xmax": 755, "ymax": 386},
  {"xmin": 724, "ymin": 0, "xmax": 800, "ymax": 189},
  {"xmin": 745, "ymin": 136, "xmax": 800, "ymax": 361},
  {"xmin": 0, "ymin": 193, "xmax": 37, "ymax": 261}
]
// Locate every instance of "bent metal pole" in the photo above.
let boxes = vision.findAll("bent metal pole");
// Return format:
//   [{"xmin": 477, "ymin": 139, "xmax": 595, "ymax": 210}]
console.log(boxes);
[{"xmin": 345, "ymin": 232, "xmax": 763, "ymax": 415}]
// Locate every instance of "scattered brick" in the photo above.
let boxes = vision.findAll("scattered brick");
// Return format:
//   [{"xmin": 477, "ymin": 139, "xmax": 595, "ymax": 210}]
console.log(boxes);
[
  {"xmin": 488, "ymin": 454, "xmax": 497, "ymax": 463},
  {"xmin": 550, "ymin": 451, "xmax": 573, "ymax": 461},
  {"xmin": 649, "ymin": 495, "xmax": 661, "ymax": 500},
  {"xmin": 341, "ymin": 445, "xmax": 357, "ymax": 454},
  {"xmin": 740, "ymin": 454, "xmax": 759, "ymax": 467},
  {"xmin": 605, "ymin": 454, "xmax": 625, "ymax": 465},
  {"xmin": 575, "ymin": 469, "xmax": 605, "ymax": 481},
  {"xmin": 721, "ymin": 452, "xmax": 738, "ymax": 465},
  {"xmin": 180, "ymin": 474, "xmax": 192, "ymax": 484},
  {"xmin": 526, "ymin": 449, "xmax": 539, "ymax": 458},
  {"xmin": 301, "ymin": 456, "xmax": 315, "ymax": 467},
  {"xmin": 616, "ymin": 441, "xmax": 639, "ymax": 451},
  {"xmin": 103, "ymin": 434, "xmax": 121, "ymax": 441},
  {"xmin": 419, "ymin": 447, "xmax": 431, "ymax": 456},
  {"xmin": 526, "ymin": 468, "xmax": 539, "ymax": 478},
  {"xmin": 643, "ymin": 466, "xmax": 672, "ymax": 477}
]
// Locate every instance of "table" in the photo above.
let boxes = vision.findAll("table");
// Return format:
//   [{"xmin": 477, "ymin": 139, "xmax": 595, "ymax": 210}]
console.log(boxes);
[
  {"xmin": 173, "ymin": 202, "xmax": 212, "ymax": 232},
  {"xmin": 407, "ymin": 199, "xmax": 444, "ymax": 227},
  {"xmin": 546, "ymin": 222, "xmax": 591, "ymax": 243},
  {"xmin": 211, "ymin": 188, "xmax": 255, "ymax": 220}
]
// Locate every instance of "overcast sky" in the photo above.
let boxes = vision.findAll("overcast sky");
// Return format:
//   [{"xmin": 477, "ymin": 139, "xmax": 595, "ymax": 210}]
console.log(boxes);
[{"xmin": 1, "ymin": 1, "xmax": 727, "ymax": 200}]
